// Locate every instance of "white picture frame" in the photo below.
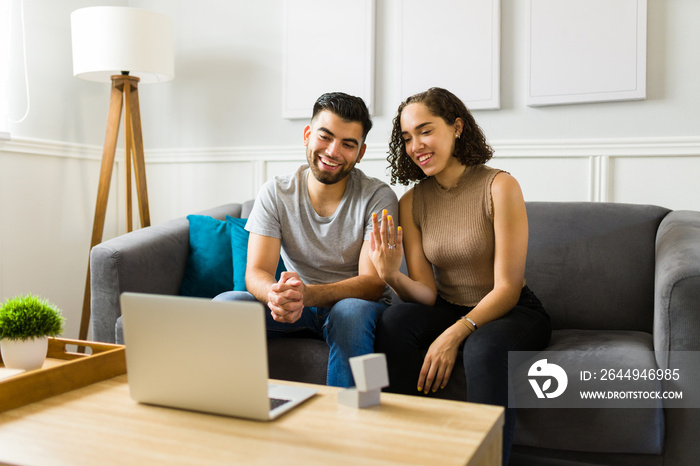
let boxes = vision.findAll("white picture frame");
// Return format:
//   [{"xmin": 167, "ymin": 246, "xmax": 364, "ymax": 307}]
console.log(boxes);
[
  {"xmin": 398, "ymin": 0, "xmax": 501, "ymax": 110},
  {"xmin": 282, "ymin": 0, "xmax": 375, "ymax": 119},
  {"xmin": 526, "ymin": 0, "xmax": 647, "ymax": 107}
]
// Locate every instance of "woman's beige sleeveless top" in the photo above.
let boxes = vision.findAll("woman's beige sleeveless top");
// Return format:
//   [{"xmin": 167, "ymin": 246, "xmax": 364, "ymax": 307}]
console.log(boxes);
[{"xmin": 412, "ymin": 164, "xmax": 503, "ymax": 306}]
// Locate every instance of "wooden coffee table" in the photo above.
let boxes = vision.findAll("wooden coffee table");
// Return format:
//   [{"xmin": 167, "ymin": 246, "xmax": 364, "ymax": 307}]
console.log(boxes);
[{"xmin": 0, "ymin": 375, "xmax": 503, "ymax": 465}]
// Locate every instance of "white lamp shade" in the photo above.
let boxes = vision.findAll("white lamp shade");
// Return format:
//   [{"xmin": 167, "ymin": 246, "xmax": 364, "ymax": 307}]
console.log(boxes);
[{"xmin": 71, "ymin": 7, "xmax": 174, "ymax": 84}]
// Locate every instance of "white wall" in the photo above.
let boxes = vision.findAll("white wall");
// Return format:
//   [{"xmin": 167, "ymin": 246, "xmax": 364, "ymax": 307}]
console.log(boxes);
[
  {"xmin": 2, "ymin": 0, "xmax": 699, "ymax": 340},
  {"xmin": 10, "ymin": 0, "xmax": 700, "ymax": 146}
]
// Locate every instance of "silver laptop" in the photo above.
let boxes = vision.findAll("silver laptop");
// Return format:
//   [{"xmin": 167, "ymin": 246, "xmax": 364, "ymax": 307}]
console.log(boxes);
[{"xmin": 119, "ymin": 292, "xmax": 317, "ymax": 421}]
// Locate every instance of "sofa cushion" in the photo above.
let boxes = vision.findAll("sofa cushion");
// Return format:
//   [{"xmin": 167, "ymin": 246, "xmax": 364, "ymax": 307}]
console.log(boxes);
[
  {"xmin": 227, "ymin": 216, "xmax": 286, "ymax": 291},
  {"xmin": 525, "ymin": 202, "xmax": 670, "ymax": 332},
  {"xmin": 229, "ymin": 216, "xmax": 251, "ymax": 292},
  {"xmin": 267, "ymin": 337, "xmax": 328, "ymax": 385},
  {"xmin": 513, "ymin": 329, "xmax": 664, "ymax": 455},
  {"xmin": 179, "ymin": 215, "xmax": 233, "ymax": 298}
]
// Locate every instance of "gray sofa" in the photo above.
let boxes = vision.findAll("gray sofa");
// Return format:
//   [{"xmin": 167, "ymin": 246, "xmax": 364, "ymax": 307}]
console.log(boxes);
[{"xmin": 91, "ymin": 200, "xmax": 700, "ymax": 466}]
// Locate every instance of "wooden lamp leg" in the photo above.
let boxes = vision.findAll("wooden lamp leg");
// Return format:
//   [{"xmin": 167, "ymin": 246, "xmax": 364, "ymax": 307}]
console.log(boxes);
[
  {"xmin": 79, "ymin": 78, "xmax": 124, "ymax": 342},
  {"xmin": 125, "ymin": 78, "xmax": 133, "ymax": 233},
  {"xmin": 128, "ymin": 81, "xmax": 151, "ymax": 229},
  {"xmin": 79, "ymin": 75, "xmax": 150, "ymax": 343}
]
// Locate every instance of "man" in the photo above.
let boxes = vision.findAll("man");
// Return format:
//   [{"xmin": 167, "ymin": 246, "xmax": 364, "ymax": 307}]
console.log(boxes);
[{"xmin": 215, "ymin": 92, "xmax": 398, "ymax": 387}]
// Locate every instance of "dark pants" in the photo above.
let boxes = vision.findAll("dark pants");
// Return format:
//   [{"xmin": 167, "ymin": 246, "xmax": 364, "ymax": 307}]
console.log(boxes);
[{"xmin": 375, "ymin": 286, "xmax": 551, "ymax": 466}]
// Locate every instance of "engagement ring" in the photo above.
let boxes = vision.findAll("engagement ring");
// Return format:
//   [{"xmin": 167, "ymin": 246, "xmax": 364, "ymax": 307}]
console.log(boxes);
[{"xmin": 387, "ymin": 244, "xmax": 396, "ymax": 250}]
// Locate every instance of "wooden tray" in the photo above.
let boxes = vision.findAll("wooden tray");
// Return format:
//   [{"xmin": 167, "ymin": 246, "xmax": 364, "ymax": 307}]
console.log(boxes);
[{"xmin": 0, "ymin": 337, "xmax": 126, "ymax": 413}]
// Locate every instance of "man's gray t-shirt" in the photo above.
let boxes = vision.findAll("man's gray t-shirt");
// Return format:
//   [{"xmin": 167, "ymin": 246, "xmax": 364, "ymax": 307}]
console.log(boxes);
[{"xmin": 246, "ymin": 165, "xmax": 398, "ymax": 287}]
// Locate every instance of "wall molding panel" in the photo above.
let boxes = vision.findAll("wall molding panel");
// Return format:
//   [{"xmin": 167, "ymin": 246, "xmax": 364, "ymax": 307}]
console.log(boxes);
[
  {"xmin": 282, "ymin": 0, "xmax": 375, "ymax": 119},
  {"xmin": 398, "ymin": 0, "xmax": 500, "ymax": 110},
  {"xmin": 3, "ymin": 135, "xmax": 699, "ymax": 213},
  {"xmin": 526, "ymin": 0, "xmax": 647, "ymax": 107},
  {"xmin": 5, "ymin": 136, "xmax": 699, "ymax": 164},
  {"xmin": 0, "ymin": 137, "xmax": 102, "ymax": 160},
  {"xmin": 490, "ymin": 137, "xmax": 700, "ymax": 157}
]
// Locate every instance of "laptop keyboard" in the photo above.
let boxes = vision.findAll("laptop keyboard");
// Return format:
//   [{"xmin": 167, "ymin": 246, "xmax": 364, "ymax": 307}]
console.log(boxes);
[{"xmin": 269, "ymin": 397, "xmax": 291, "ymax": 411}]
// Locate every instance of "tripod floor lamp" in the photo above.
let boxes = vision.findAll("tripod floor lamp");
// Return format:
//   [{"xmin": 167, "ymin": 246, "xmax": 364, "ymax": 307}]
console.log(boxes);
[{"xmin": 71, "ymin": 7, "xmax": 174, "ymax": 341}]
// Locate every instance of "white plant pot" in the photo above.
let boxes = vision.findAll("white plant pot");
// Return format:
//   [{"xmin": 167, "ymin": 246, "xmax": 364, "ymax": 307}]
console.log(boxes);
[{"xmin": 0, "ymin": 336, "xmax": 49, "ymax": 370}]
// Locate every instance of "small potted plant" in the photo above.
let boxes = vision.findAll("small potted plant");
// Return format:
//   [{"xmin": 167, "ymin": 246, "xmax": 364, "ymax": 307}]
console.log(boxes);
[{"xmin": 0, "ymin": 294, "xmax": 65, "ymax": 370}]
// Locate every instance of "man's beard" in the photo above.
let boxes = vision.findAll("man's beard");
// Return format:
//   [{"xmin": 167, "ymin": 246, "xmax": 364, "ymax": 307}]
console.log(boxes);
[{"xmin": 306, "ymin": 148, "xmax": 354, "ymax": 185}]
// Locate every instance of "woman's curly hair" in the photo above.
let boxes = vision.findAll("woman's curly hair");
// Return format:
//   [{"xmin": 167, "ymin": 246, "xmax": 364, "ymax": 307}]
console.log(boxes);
[{"xmin": 388, "ymin": 87, "xmax": 494, "ymax": 186}]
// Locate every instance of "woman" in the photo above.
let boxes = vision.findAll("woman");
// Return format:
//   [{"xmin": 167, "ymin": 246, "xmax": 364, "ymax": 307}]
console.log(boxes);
[{"xmin": 370, "ymin": 88, "xmax": 551, "ymax": 465}]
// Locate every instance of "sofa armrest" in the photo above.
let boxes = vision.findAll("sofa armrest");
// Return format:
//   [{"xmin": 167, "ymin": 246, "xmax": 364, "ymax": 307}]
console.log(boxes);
[
  {"xmin": 654, "ymin": 210, "xmax": 700, "ymax": 354},
  {"xmin": 90, "ymin": 218, "xmax": 190, "ymax": 343},
  {"xmin": 654, "ymin": 210, "xmax": 700, "ymax": 466},
  {"xmin": 90, "ymin": 203, "xmax": 244, "ymax": 343}
]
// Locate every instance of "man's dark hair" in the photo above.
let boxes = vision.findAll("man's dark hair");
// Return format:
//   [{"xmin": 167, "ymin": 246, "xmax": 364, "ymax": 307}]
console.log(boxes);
[{"xmin": 312, "ymin": 92, "xmax": 373, "ymax": 141}]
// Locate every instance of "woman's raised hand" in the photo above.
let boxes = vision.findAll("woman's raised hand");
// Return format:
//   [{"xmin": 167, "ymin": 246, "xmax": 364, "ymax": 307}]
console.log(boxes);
[{"xmin": 369, "ymin": 209, "xmax": 404, "ymax": 282}]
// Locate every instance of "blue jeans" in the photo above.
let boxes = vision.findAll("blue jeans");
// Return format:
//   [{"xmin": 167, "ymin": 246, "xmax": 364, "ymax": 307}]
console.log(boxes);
[
  {"xmin": 375, "ymin": 286, "xmax": 551, "ymax": 466},
  {"xmin": 213, "ymin": 291, "xmax": 387, "ymax": 388}
]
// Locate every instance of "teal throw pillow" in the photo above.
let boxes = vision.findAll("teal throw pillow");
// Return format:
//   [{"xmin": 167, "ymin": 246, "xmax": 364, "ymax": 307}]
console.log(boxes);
[
  {"xmin": 227, "ymin": 216, "xmax": 285, "ymax": 291},
  {"xmin": 179, "ymin": 215, "xmax": 233, "ymax": 298}
]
